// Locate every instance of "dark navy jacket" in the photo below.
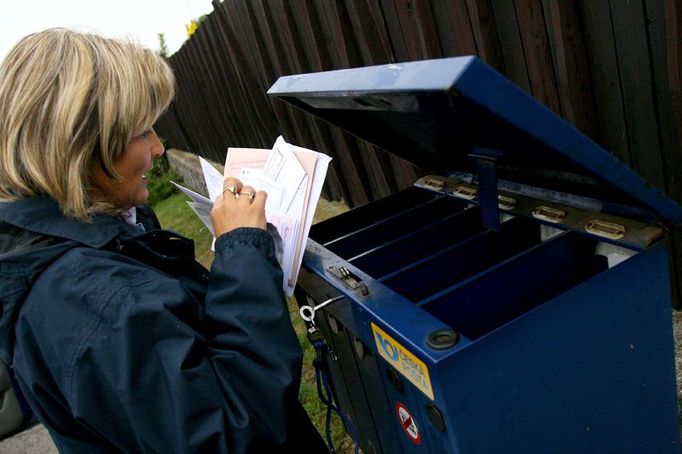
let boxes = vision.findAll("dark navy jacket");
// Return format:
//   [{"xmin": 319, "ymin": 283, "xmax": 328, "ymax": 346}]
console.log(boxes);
[{"xmin": 0, "ymin": 197, "xmax": 327, "ymax": 453}]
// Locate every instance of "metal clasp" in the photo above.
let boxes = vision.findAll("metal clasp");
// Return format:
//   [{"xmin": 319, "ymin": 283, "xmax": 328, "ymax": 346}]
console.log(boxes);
[
  {"xmin": 498, "ymin": 194, "xmax": 517, "ymax": 211},
  {"xmin": 585, "ymin": 219, "xmax": 626, "ymax": 240},
  {"xmin": 452, "ymin": 184, "xmax": 478, "ymax": 200},
  {"xmin": 328, "ymin": 266, "xmax": 361, "ymax": 290},
  {"xmin": 422, "ymin": 177, "xmax": 445, "ymax": 191},
  {"xmin": 532, "ymin": 205, "xmax": 566, "ymax": 223}
]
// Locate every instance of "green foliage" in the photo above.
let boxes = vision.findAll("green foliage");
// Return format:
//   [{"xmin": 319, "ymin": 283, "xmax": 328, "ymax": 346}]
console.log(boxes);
[
  {"xmin": 146, "ymin": 154, "xmax": 180, "ymax": 207},
  {"xmin": 157, "ymin": 33, "xmax": 169, "ymax": 59}
]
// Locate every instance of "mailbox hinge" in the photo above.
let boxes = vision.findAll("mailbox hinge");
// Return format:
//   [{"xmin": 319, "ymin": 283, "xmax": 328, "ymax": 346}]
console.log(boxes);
[{"xmin": 470, "ymin": 148, "xmax": 503, "ymax": 231}]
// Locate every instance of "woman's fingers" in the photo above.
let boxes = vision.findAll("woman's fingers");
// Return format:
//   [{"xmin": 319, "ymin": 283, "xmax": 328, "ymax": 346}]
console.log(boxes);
[
  {"xmin": 223, "ymin": 176, "xmax": 242, "ymax": 192},
  {"xmin": 238, "ymin": 185, "xmax": 256, "ymax": 203},
  {"xmin": 251, "ymin": 190, "xmax": 267, "ymax": 210},
  {"xmin": 211, "ymin": 178, "xmax": 268, "ymax": 236},
  {"xmin": 222, "ymin": 176, "xmax": 243, "ymax": 198}
]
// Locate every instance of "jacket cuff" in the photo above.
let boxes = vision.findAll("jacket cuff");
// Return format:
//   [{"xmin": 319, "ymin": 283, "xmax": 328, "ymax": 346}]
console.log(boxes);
[{"xmin": 215, "ymin": 227, "xmax": 275, "ymax": 256}]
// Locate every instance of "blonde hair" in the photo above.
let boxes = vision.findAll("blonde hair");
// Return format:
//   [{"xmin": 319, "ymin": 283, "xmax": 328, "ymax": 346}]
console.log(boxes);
[{"xmin": 0, "ymin": 28, "xmax": 175, "ymax": 220}]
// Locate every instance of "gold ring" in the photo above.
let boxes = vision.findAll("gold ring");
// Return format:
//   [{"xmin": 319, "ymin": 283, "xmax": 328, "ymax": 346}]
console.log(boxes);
[
  {"xmin": 240, "ymin": 191, "xmax": 256, "ymax": 202},
  {"xmin": 223, "ymin": 185, "xmax": 237, "ymax": 195}
]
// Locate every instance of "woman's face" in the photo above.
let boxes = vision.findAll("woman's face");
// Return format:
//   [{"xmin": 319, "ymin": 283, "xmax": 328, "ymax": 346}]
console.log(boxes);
[{"xmin": 92, "ymin": 128, "xmax": 165, "ymax": 209}]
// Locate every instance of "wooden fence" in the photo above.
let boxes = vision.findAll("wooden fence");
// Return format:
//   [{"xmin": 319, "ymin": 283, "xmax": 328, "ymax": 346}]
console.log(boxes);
[{"xmin": 155, "ymin": 0, "xmax": 682, "ymax": 304}]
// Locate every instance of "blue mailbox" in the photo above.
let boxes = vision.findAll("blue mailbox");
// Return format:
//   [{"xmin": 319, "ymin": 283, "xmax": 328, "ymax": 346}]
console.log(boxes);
[{"xmin": 268, "ymin": 56, "xmax": 681, "ymax": 453}]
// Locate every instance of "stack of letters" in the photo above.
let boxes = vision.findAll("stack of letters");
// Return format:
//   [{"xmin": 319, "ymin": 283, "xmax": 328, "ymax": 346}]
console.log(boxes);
[{"xmin": 172, "ymin": 136, "xmax": 331, "ymax": 296}]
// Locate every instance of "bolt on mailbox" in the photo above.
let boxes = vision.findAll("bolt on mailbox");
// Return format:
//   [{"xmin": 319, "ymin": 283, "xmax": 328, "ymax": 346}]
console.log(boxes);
[{"xmin": 269, "ymin": 56, "xmax": 681, "ymax": 453}]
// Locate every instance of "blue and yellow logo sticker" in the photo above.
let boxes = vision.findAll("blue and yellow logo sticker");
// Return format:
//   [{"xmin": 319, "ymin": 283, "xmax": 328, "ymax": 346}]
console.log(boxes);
[{"xmin": 372, "ymin": 322, "xmax": 434, "ymax": 400}]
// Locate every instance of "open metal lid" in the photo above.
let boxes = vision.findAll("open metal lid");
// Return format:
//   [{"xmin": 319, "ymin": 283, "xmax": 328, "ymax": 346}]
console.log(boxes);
[{"xmin": 268, "ymin": 56, "xmax": 682, "ymax": 225}]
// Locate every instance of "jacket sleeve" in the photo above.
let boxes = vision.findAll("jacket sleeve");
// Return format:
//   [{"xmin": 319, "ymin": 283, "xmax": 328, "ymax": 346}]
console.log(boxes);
[{"xmin": 66, "ymin": 227, "xmax": 303, "ymax": 453}]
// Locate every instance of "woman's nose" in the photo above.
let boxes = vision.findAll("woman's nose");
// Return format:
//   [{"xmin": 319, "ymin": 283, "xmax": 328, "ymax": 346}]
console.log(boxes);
[{"xmin": 148, "ymin": 129, "xmax": 165, "ymax": 157}]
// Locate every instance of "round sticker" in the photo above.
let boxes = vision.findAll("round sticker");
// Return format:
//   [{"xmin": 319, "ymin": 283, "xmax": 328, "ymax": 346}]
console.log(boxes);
[{"xmin": 395, "ymin": 402, "xmax": 422, "ymax": 445}]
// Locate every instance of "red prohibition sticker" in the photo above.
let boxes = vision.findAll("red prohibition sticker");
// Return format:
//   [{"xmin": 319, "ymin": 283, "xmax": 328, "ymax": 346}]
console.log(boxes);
[{"xmin": 395, "ymin": 402, "xmax": 422, "ymax": 445}]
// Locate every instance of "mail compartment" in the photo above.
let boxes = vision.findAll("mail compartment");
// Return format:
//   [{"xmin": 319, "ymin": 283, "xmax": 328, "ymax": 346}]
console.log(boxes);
[
  {"xmin": 310, "ymin": 196, "xmax": 609, "ymax": 341},
  {"xmin": 310, "ymin": 186, "xmax": 440, "ymax": 245},
  {"xmin": 317, "ymin": 190, "xmax": 468, "ymax": 260},
  {"xmin": 349, "ymin": 203, "xmax": 485, "ymax": 278},
  {"xmin": 379, "ymin": 215, "xmax": 543, "ymax": 300},
  {"xmin": 270, "ymin": 57, "xmax": 680, "ymax": 453},
  {"xmin": 419, "ymin": 231, "xmax": 607, "ymax": 339}
]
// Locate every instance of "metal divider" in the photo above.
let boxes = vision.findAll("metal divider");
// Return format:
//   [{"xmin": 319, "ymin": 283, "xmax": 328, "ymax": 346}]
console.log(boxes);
[
  {"xmin": 325, "ymin": 196, "xmax": 468, "ymax": 259},
  {"xmin": 350, "ymin": 205, "xmax": 484, "ymax": 278},
  {"xmin": 380, "ymin": 216, "xmax": 541, "ymax": 301},
  {"xmin": 419, "ymin": 231, "xmax": 608, "ymax": 339},
  {"xmin": 310, "ymin": 187, "xmax": 439, "ymax": 245}
]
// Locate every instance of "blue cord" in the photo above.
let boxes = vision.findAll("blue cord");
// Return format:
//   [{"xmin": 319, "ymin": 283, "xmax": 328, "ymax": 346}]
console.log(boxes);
[
  {"xmin": 315, "ymin": 366, "xmax": 337, "ymax": 454},
  {"xmin": 312, "ymin": 340, "xmax": 360, "ymax": 454},
  {"xmin": 320, "ymin": 367, "xmax": 360, "ymax": 454}
]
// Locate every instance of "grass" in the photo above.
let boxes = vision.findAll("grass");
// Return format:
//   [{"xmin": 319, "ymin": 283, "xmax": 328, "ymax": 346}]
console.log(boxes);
[{"xmin": 151, "ymin": 179, "xmax": 355, "ymax": 453}]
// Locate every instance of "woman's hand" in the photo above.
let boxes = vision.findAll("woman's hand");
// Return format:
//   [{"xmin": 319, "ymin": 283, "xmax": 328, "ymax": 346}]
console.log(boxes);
[{"xmin": 211, "ymin": 176, "xmax": 267, "ymax": 236}]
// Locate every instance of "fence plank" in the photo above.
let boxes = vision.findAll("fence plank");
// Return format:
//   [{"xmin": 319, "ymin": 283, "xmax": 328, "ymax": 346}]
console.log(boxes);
[
  {"xmin": 513, "ymin": 0, "xmax": 561, "ymax": 114},
  {"xmin": 374, "ymin": 0, "xmax": 404, "ymax": 61},
  {"xmin": 575, "ymin": 1, "xmax": 630, "ymax": 165},
  {"xmin": 609, "ymin": 0, "xmax": 666, "ymax": 191},
  {"xmin": 654, "ymin": 2, "xmax": 682, "ymax": 310},
  {"xmin": 338, "ymin": 0, "xmax": 404, "ymax": 198},
  {"xmin": 668, "ymin": 0, "xmax": 682, "ymax": 148},
  {"xmin": 388, "ymin": 0, "xmax": 443, "ymax": 60},
  {"xmin": 311, "ymin": 1, "xmax": 389, "ymax": 201},
  {"xmin": 246, "ymin": 0, "xmax": 305, "ymax": 146},
  {"xmin": 313, "ymin": 0, "xmax": 361, "ymax": 69},
  {"xmin": 220, "ymin": 2, "xmax": 279, "ymax": 147},
  {"xmin": 466, "ymin": 0, "xmax": 505, "ymax": 72},
  {"xmin": 430, "ymin": 0, "xmax": 477, "ymax": 56},
  {"xmin": 345, "ymin": 0, "xmax": 395, "ymax": 65},
  {"xmin": 541, "ymin": 0, "xmax": 598, "ymax": 139},
  {"xmin": 193, "ymin": 22, "xmax": 242, "ymax": 157},
  {"xmin": 288, "ymin": 0, "xmax": 358, "ymax": 201},
  {"xmin": 173, "ymin": 51, "xmax": 210, "ymax": 154},
  {"xmin": 646, "ymin": 0, "xmax": 682, "ymax": 200},
  {"xmin": 490, "ymin": 1, "xmax": 530, "ymax": 92},
  {"xmin": 326, "ymin": 128, "xmax": 372, "ymax": 206}
]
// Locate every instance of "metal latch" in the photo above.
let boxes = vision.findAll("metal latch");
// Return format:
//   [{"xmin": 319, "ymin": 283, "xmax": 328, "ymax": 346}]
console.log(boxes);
[
  {"xmin": 452, "ymin": 184, "xmax": 478, "ymax": 200},
  {"xmin": 585, "ymin": 219, "xmax": 626, "ymax": 240},
  {"xmin": 498, "ymin": 195, "xmax": 517, "ymax": 211},
  {"xmin": 422, "ymin": 177, "xmax": 445, "ymax": 191},
  {"xmin": 328, "ymin": 266, "xmax": 361, "ymax": 290},
  {"xmin": 532, "ymin": 205, "xmax": 566, "ymax": 223}
]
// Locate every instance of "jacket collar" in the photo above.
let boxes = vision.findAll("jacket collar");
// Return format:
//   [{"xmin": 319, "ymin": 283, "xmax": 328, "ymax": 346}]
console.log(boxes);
[{"xmin": 0, "ymin": 197, "xmax": 145, "ymax": 248}]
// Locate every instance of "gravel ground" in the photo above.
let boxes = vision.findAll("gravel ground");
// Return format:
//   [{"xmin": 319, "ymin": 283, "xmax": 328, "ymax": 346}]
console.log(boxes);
[
  {"xmin": 0, "ymin": 425, "xmax": 56, "ymax": 453},
  {"xmin": 673, "ymin": 311, "xmax": 682, "ymax": 433}
]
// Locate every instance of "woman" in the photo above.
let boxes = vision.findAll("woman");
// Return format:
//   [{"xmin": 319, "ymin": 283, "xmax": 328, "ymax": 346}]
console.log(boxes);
[{"xmin": 0, "ymin": 29, "xmax": 327, "ymax": 453}]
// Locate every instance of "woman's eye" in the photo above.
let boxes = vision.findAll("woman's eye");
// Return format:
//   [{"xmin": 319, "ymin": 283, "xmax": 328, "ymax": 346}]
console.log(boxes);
[{"xmin": 139, "ymin": 130, "xmax": 151, "ymax": 139}]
